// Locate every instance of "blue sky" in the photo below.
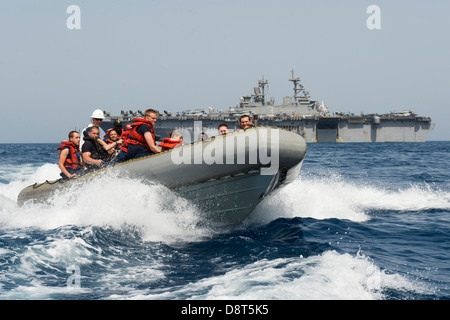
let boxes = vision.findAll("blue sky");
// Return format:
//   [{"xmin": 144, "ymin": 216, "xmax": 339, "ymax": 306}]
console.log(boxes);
[{"xmin": 0, "ymin": 0, "xmax": 449, "ymax": 142}]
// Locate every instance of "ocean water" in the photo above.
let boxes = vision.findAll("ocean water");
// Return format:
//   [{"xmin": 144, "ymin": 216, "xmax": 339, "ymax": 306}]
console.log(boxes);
[{"xmin": 0, "ymin": 141, "xmax": 449, "ymax": 301}]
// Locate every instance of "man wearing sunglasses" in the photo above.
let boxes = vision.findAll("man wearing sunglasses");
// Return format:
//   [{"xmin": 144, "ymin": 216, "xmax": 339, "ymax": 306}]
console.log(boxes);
[{"xmin": 80, "ymin": 109, "xmax": 105, "ymax": 149}]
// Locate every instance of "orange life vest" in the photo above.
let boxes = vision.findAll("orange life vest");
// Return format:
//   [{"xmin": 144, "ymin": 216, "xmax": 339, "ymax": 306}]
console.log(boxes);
[
  {"xmin": 120, "ymin": 129, "xmax": 130, "ymax": 152},
  {"xmin": 158, "ymin": 138, "xmax": 182, "ymax": 151},
  {"xmin": 57, "ymin": 141, "xmax": 82, "ymax": 170},
  {"xmin": 126, "ymin": 118, "xmax": 155, "ymax": 152}
]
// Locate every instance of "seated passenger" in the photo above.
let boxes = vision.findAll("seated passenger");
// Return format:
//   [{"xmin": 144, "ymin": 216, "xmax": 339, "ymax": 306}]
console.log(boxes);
[
  {"xmin": 81, "ymin": 109, "xmax": 105, "ymax": 150},
  {"xmin": 158, "ymin": 130, "xmax": 184, "ymax": 151},
  {"xmin": 57, "ymin": 131, "xmax": 86, "ymax": 180},
  {"xmin": 218, "ymin": 123, "xmax": 229, "ymax": 135},
  {"xmin": 82, "ymin": 126, "xmax": 119, "ymax": 171},
  {"xmin": 117, "ymin": 109, "xmax": 161, "ymax": 161},
  {"xmin": 238, "ymin": 115, "xmax": 253, "ymax": 130},
  {"xmin": 103, "ymin": 119, "xmax": 126, "ymax": 141},
  {"xmin": 105, "ymin": 129, "xmax": 123, "ymax": 157}
]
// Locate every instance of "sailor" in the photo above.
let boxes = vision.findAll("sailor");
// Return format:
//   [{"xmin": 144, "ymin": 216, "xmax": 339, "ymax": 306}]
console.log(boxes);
[
  {"xmin": 158, "ymin": 130, "xmax": 183, "ymax": 151},
  {"xmin": 118, "ymin": 108, "xmax": 161, "ymax": 161},
  {"xmin": 57, "ymin": 131, "xmax": 86, "ymax": 180},
  {"xmin": 80, "ymin": 109, "xmax": 105, "ymax": 149},
  {"xmin": 218, "ymin": 123, "xmax": 229, "ymax": 135},
  {"xmin": 82, "ymin": 126, "xmax": 118, "ymax": 171},
  {"xmin": 103, "ymin": 119, "xmax": 126, "ymax": 141},
  {"xmin": 103, "ymin": 119, "xmax": 129, "ymax": 153},
  {"xmin": 105, "ymin": 129, "xmax": 124, "ymax": 157},
  {"xmin": 238, "ymin": 115, "xmax": 253, "ymax": 130}
]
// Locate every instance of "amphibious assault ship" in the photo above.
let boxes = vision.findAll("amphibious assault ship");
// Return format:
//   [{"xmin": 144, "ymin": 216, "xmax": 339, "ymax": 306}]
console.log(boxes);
[{"xmin": 101, "ymin": 71, "xmax": 434, "ymax": 143}]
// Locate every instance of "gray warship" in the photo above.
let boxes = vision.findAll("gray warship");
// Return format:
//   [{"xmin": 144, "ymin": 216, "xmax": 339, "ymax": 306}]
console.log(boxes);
[{"xmin": 101, "ymin": 71, "xmax": 434, "ymax": 143}]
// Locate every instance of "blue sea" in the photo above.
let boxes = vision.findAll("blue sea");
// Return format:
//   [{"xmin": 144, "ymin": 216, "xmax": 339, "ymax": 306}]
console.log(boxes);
[{"xmin": 0, "ymin": 141, "xmax": 449, "ymax": 302}]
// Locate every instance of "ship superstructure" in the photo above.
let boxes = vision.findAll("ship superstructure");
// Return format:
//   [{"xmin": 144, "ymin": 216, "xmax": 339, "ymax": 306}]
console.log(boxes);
[{"xmin": 101, "ymin": 71, "xmax": 434, "ymax": 143}]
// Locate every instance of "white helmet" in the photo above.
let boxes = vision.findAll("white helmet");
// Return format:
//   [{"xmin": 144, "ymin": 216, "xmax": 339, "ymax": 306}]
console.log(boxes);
[{"xmin": 91, "ymin": 109, "xmax": 105, "ymax": 119}]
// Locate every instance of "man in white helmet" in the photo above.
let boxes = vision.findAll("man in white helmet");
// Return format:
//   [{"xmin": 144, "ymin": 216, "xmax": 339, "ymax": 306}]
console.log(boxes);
[{"xmin": 80, "ymin": 109, "xmax": 105, "ymax": 149}]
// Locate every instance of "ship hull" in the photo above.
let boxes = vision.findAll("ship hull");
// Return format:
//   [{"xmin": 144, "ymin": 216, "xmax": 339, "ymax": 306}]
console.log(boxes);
[
  {"xmin": 102, "ymin": 116, "xmax": 434, "ymax": 143},
  {"xmin": 101, "ymin": 73, "xmax": 434, "ymax": 143}
]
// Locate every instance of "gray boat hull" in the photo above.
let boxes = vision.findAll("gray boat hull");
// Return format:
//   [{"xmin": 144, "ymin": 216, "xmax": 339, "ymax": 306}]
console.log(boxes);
[{"xmin": 18, "ymin": 127, "xmax": 306, "ymax": 225}]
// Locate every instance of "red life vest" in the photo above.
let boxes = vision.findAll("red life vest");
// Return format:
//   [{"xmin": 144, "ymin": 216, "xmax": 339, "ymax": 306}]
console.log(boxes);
[
  {"xmin": 57, "ymin": 141, "xmax": 82, "ymax": 170},
  {"xmin": 158, "ymin": 138, "xmax": 182, "ymax": 151},
  {"xmin": 126, "ymin": 118, "xmax": 155, "ymax": 151},
  {"xmin": 120, "ymin": 129, "xmax": 130, "ymax": 152}
]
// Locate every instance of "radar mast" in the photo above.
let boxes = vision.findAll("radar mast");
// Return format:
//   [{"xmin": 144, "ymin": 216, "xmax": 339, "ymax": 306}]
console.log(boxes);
[
  {"xmin": 289, "ymin": 69, "xmax": 305, "ymax": 103},
  {"xmin": 253, "ymin": 76, "xmax": 269, "ymax": 105}
]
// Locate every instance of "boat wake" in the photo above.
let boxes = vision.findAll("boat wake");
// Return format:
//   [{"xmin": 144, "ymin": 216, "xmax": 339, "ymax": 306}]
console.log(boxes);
[
  {"xmin": 0, "ymin": 162, "xmax": 444, "ymax": 300},
  {"xmin": 2, "ymin": 164, "xmax": 449, "ymax": 237},
  {"xmin": 248, "ymin": 172, "xmax": 450, "ymax": 224},
  {"xmin": 117, "ymin": 250, "xmax": 430, "ymax": 300},
  {"xmin": 0, "ymin": 164, "xmax": 209, "ymax": 243}
]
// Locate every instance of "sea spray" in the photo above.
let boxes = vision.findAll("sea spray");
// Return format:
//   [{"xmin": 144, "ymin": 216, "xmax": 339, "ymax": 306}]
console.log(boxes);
[
  {"xmin": 1, "ymin": 142, "xmax": 449, "ymax": 300},
  {"xmin": 128, "ymin": 250, "xmax": 430, "ymax": 300},
  {"xmin": 248, "ymin": 172, "xmax": 450, "ymax": 224},
  {"xmin": 1, "ymin": 168, "xmax": 211, "ymax": 243}
]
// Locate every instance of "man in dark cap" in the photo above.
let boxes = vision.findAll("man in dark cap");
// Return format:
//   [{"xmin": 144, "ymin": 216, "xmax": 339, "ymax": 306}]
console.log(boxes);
[{"xmin": 112, "ymin": 120, "xmax": 124, "ymax": 136}]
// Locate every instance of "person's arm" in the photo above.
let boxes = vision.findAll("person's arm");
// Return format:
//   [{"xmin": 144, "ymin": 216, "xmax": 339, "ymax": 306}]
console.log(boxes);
[
  {"xmin": 82, "ymin": 141, "xmax": 103, "ymax": 166},
  {"xmin": 58, "ymin": 148, "xmax": 76, "ymax": 179},
  {"xmin": 100, "ymin": 138, "xmax": 123, "ymax": 152},
  {"xmin": 82, "ymin": 151, "xmax": 103, "ymax": 166},
  {"xmin": 143, "ymin": 132, "xmax": 161, "ymax": 153}
]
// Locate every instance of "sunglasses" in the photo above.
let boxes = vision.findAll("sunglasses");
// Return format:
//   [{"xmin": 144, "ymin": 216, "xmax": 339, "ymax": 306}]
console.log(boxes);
[{"xmin": 94, "ymin": 118, "xmax": 103, "ymax": 121}]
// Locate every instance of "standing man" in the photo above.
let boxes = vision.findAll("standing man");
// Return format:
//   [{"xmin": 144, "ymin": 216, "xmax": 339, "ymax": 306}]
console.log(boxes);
[
  {"xmin": 122, "ymin": 108, "xmax": 161, "ymax": 160},
  {"xmin": 81, "ymin": 109, "xmax": 105, "ymax": 149}
]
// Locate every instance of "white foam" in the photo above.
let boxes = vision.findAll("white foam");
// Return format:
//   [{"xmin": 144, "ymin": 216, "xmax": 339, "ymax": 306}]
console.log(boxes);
[
  {"xmin": 0, "ymin": 167, "xmax": 210, "ymax": 244},
  {"xmin": 0, "ymin": 232, "xmax": 93, "ymax": 299},
  {"xmin": 0, "ymin": 282, "xmax": 89, "ymax": 300},
  {"xmin": 0, "ymin": 163, "xmax": 60, "ymax": 201},
  {"xmin": 2, "ymin": 164, "xmax": 449, "ymax": 241},
  {"xmin": 249, "ymin": 175, "xmax": 450, "ymax": 224},
  {"xmin": 127, "ymin": 250, "xmax": 430, "ymax": 300}
]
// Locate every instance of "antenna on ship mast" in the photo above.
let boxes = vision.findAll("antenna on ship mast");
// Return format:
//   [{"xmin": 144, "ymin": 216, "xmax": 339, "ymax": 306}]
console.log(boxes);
[
  {"xmin": 255, "ymin": 75, "xmax": 268, "ymax": 106},
  {"xmin": 289, "ymin": 69, "xmax": 304, "ymax": 103}
]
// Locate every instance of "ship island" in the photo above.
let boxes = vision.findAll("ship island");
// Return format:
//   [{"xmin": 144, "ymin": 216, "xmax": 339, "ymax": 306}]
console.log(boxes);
[{"xmin": 101, "ymin": 71, "xmax": 434, "ymax": 143}]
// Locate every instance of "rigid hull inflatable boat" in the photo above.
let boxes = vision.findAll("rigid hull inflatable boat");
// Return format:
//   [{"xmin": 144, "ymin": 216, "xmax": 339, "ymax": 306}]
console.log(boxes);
[{"xmin": 18, "ymin": 127, "xmax": 307, "ymax": 224}]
